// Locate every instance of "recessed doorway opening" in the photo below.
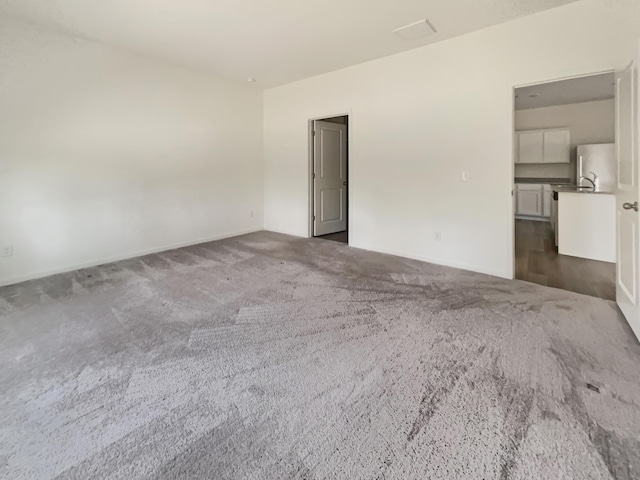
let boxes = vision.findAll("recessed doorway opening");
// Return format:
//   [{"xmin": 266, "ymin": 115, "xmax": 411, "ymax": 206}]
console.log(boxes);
[
  {"xmin": 309, "ymin": 115, "xmax": 349, "ymax": 245},
  {"xmin": 512, "ymin": 71, "xmax": 617, "ymax": 300}
]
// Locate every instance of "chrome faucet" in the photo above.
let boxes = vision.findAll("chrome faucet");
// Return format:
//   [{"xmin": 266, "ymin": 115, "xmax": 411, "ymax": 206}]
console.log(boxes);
[{"xmin": 579, "ymin": 171, "xmax": 598, "ymax": 190}]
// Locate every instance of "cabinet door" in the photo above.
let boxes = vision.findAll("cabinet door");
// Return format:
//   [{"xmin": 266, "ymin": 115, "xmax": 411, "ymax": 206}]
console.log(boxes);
[
  {"xmin": 516, "ymin": 189, "xmax": 543, "ymax": 216},
  {"xmin": 543, "ymin": 187, "xmax": 552, "ymax": 217},
  {"xmin": 543, "ymin": 130, "xmax": 570, "ymax": 163},
  {"xmin": 517, "ymin": 131, "xmax": 544, "ymax": 164}
]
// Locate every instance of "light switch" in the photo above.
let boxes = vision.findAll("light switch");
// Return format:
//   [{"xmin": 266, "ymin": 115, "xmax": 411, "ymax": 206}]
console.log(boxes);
[{"xmin": 462, "ymin": 171, "xmax": 470, "ymax": 182}]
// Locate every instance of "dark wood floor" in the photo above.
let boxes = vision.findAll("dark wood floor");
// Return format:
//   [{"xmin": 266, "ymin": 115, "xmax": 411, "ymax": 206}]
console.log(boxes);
[
  {"xmin": 315, "ymin": 230, "xmax": 348, "ymax": 244},
  {"xmin": 515, "ymin": 219, "xmax": 615, "ymax": 300}
]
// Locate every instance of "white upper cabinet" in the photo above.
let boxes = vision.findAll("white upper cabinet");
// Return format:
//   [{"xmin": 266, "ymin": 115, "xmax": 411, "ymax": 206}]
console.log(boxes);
[
  {"xmin": 516, "ymin": 131, "xmax": 544, "ymax": 164},
  {"xmin": 515, "ymin": 129, "xmax": 570, "ymax": 164},
  {"xmin": 543, "ymin": 129, "xmax": 571, "ymax": 164}
]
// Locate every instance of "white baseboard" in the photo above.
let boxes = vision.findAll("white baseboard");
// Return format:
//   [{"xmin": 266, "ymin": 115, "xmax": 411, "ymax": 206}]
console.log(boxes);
[
  {"xmin": 0, "ymin": 227, "xmax": 263, "ymax": 287},
  {"xmin": 2, "ymin": 229, "xmax": 512, "ymax": 287},
  {"xmin": 263, "ymin": 228, "xmax": 308, "ymax": 238},
  {"xmin": 351, "ymin": 242, "xmax": 511, "ymax": 280}
]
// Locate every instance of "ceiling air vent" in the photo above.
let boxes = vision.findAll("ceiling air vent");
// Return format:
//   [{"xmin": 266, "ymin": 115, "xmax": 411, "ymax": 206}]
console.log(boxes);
[{"xmin": 393, "ymin": 19, "xmax": 437, "ymax": 41}]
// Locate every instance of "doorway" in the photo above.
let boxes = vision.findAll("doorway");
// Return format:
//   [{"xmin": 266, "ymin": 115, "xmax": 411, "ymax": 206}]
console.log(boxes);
[
  {"xmin": 310, "ymin": 115, "xmax": 349, "ymax": 244},
  {"xmin": 512, "ymin": 72, "xmax": 617, "ymax": 300}
]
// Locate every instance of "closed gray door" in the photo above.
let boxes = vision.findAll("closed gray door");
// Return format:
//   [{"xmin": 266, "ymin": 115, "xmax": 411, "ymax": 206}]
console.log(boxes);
[{"xmin": 314, "ymin": 120, "xmax": 347, "ymax": 236}]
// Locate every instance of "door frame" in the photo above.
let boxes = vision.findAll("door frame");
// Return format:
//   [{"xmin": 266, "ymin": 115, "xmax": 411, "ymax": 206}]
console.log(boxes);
[
  {"xmin": 308, "ymin": 111, "xmax": 352, "ymax": 243},
  {"xmin": 510, "ymin": 69, "xmax": 616, "ymax": 279},
  {"xmin": 615, "ymin": 58, "xmax": 639, "ymax": 339}
]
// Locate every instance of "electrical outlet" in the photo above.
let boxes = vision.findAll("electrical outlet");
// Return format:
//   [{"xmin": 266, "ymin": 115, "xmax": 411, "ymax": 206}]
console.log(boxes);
[
  {"xmin": 434, "ymin": 232, "xmax": 442, "ymax": 242},
  {"xmin": 1, "ymin": 244, "xmax": 13, "ymax": 258}
]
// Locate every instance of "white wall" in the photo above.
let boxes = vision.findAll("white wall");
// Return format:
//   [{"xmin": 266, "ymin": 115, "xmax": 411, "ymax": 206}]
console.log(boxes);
[
  {"xmin": 263, "ymin": 0, "xmax": 640, "ymax": 278},
  {"xmin": 0, "ymin": 17, "xmax": 264, "ymax": 286},
  {"xmin": 515, "ymin": 99, "xmax": 615, "ymax": 182}
]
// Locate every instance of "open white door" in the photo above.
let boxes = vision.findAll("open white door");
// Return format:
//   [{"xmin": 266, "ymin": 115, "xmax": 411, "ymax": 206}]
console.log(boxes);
[
  {"xmin": 616, "ymin": 44, "xmax": 640, "ymax": 340},
  {"xmin": 313, "ymin": 120, "xmax": 347, "ymax": 236}
]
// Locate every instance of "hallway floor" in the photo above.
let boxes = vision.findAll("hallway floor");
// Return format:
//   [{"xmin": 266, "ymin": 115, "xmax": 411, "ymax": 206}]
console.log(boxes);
[{"xmin": 315, "ymin": 230, "xmax": 348, "ymax": 244}]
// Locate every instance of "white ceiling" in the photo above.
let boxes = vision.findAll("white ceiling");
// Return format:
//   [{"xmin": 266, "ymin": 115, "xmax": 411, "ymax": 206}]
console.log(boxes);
[
  {"xmin": 515, "ymin": 72, "xmax": 616, "ymax": 110},
  {"xmin": 0, "ymin": 0, "xmax": 580, "ymax": 87}
]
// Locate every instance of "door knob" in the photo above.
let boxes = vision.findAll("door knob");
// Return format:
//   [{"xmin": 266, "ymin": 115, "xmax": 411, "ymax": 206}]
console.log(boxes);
[{"xmin": 623, "ymin": 201, "xmax": 639, "ymax": 212}]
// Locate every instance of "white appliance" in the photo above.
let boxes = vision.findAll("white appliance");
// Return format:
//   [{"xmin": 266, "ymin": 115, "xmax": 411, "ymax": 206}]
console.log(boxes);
[{"xmin": 577, "ymin": 144, "xmax": 616, "ymax": 191}]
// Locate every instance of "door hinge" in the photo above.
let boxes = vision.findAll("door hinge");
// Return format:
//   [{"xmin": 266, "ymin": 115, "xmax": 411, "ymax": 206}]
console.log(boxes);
[{"xmin": 313, "ymin": 130, "xmax": 316, "ymax": 136}]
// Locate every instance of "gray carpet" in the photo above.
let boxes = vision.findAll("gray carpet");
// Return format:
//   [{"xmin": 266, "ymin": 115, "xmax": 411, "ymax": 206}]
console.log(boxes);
[{"xmin": 1, "ymin": 231, "xmax": 639, "ymax": 480}]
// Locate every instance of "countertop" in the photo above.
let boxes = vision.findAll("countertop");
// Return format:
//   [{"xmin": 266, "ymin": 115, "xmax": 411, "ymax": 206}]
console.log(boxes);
[
  {"xmin": 514, "ymin": 177, "xmax": 613, "ymax": 194},
  {"xmin": 515, "ymin": 177, "xmax": 572, "ymax": 184},
  {"xmin": 555, "ymin": 188, "xmax": 613, "ymax": 195}
]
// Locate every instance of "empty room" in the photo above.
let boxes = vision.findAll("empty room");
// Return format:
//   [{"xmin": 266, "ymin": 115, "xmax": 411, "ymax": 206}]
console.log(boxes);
[{"xmin": 1, "ymin": 1, "xmax": 640, "ymax": 479}]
